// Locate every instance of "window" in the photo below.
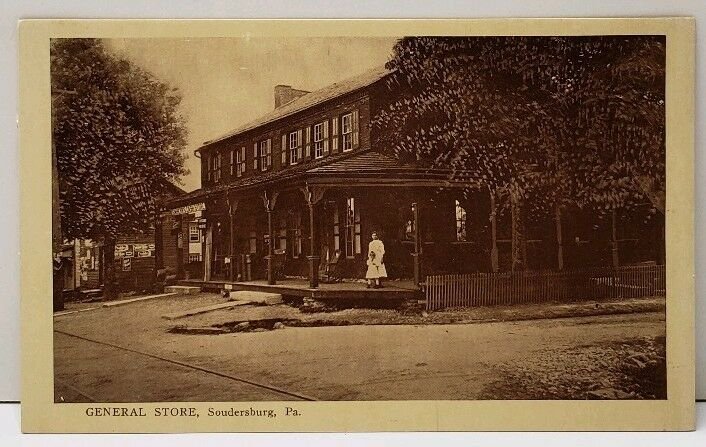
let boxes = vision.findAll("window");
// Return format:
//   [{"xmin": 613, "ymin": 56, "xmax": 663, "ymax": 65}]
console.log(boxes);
[
  {"xmin": 207, "ymin": 153, "xmax": 221, "ymax": 182},
  {"xmin": 210, "ymin": 152, "xmax": 222, "ymax": 182},
  {"xmin": 455, "ymin": 200, "xmax": 467, "ymax": 242},
  {"xmin": 313, "ymin": 122, "xmax": 324, "ymax": 158},
  {"xmin": 259, "ymin": 139, "xmax": 271, "ymax": 171},
  {"xmin": 292, "ymin": 211, "xmax": 302, "ymax": 258},
  {"xmin": 236, "ymin": 147, "xmax": 246, "ymax": 177},
  {"xmin": 289, "ymin": 131, "xmax": 300, "ymax": 164},
  {"xmin": 278, "ymin": 218, "xmax": 287, "ymax": 252},
  {"xmin": 341, "ymin": 113, "xmax": 353, "ymax": 151},
  {"xmin": 333, "ymin": 206, "xmax": 340, "ymax": 252},
  {"xmin": 248, "ymin": 231, "xmax": 257, "ymax": 254},
  {"xmin": 345, "ymin": 197, "xmax": 361, "ymax": 258},
  {"xmin": 189, "ymin": 223, "xmax": 200, "ymax": 243}
]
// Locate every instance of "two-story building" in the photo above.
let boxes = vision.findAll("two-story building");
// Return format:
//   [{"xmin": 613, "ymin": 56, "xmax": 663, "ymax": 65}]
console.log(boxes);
[{"xmin": 164, "ymin": 65, "xmax": 495, "ymax": 292}]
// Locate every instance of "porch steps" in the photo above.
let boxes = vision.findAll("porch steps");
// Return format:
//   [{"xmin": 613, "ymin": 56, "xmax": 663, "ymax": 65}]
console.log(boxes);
[
  {"xmin": 164, "ymin": 285, "xmax": 201, "ymax": 295},
  {"xmin": 161, "ymin": 291, "xmax": 282, "ymax": 320}
]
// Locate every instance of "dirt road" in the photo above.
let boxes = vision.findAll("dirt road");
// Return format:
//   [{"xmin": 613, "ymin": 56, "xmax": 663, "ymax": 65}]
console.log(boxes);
[{"xmin": 54, "ymin": 294, "xmax": 665, "ymax": 402}]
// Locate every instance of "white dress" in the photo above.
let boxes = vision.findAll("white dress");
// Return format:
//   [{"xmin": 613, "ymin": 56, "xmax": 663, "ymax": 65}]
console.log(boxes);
[{"xmin": 366, "ymin": 239, "xmax": 388, "ymax": 279}]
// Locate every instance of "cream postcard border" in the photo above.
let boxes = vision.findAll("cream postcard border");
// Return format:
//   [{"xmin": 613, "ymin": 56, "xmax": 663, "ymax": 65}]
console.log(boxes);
[{"xmin": 19, "ymin": 18, "xmax": 695, "ymax": 433}]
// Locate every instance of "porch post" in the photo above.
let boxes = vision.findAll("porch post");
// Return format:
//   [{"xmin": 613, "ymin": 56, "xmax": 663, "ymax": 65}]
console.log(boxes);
[
  {"xmin": 307, "ymin": 202, "xmax": 319, "ymax": 289},
  {"xmin": 301, "ymin": 184, "xmax": 326, "ymax": 289},
  {"xmin": 412, "ymin": 201, "xmax": 422, "ymax": 289},
  {"xmin": 611, "ymin": 209, "xmax": 620, "ymax": 268},
  {"xmin": 489, "ymin": 190, "xmax": 499, "ymax": 272},
  {"xmin": 227, "ymin": 194, "xmax": 238, "ymax": 282},
  {"xmin": 262, "ymin": 191, "xmax": 279, "ymax": 285}
]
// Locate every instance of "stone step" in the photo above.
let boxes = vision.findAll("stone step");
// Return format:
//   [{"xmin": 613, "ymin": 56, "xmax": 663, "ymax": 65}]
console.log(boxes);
[
  {"xmin": 161, "ymin": 300, "xmax": 251, "ymax": 320},
  {"xmin": 227, "ymin": 291, "xmax": 283, "ymax": 305},
  {"xmin": 161, "ymin": 291, "xmax": 283, "ymax": 320},
  {"xmin": 164, "ymin": 285, "xmax": 201, "ymax": 295}
]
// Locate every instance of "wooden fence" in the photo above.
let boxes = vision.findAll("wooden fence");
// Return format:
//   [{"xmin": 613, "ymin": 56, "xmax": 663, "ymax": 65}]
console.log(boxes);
[{"xmin": 425, "ymin": 264, "xmax": 665, "ymax": 310}]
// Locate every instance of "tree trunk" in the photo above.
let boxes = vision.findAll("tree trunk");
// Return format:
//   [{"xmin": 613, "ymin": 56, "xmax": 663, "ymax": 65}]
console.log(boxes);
[
  {"xmin": 103, "ymin": 237, "xmax": 118, "ymax": 300},
  {"xmin": 510, "ymin": 191, "xmax": 525, "ymax": 272}
]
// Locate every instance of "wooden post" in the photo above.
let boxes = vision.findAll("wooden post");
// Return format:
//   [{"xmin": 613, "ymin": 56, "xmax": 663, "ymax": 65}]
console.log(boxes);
[
  {"xmin": 611, "ymin": 209, "xmax": 620, "ymax": 268},
  {"xmin": 301, "ymin": 185, "xmax": 326, "ymax": 289},
  {"xmin": 489, "ymin": 190, "xmax": 499, "ymax": 272},
  {"xmin": 227, "ymin": 195, "xmax": 238, "ymax": 282},
  {"xmin": 555, "ymin": 205, "xmax": 564, "ymax": 270},
  {"xmin": 412, "ymin": 201, "xmax": 422, "ymax": 288},
  {"xmin": 307, "ymin": 202, "xmax": 319, "ymax": 289},
  {"xmin": 262, "ymin": 191, "xmax": 279, "ymax": 285}
]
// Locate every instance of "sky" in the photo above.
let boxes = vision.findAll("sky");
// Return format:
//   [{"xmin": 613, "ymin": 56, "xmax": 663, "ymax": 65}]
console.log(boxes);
[{"xmin": 105, "ymin": 37, "xmax": 399, "ymax": 192}]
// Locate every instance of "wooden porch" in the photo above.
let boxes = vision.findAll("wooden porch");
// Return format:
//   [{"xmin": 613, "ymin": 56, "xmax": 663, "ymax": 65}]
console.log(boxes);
[{"xmin": 177, "ymin": 278, "xmax": 422, "ymax": 301}]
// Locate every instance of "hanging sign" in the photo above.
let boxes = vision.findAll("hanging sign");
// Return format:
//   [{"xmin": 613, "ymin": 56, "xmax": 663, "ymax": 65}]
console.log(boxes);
[
  {"xmin": 122, "ymin": 258, "xmax": 132, "ymax": 271},
  {"xmin": 171, "ymin": 203, "xmax": 206, "ymax": 216}
]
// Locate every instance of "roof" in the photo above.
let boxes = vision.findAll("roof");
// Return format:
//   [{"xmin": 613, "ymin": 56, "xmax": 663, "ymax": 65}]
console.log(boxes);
[
  {"xmin": 166, "ymin": 150, "xmax": 480, "ymax": 208},
  {"xmin": 203, "ymin": 65, "xmax": 392, "ymax": 146}
]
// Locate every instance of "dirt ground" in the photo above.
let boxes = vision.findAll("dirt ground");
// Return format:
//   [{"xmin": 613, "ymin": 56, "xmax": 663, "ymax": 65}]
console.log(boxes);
[{"xmin": 54, "ymin": 293, "xmax": 666, "ymax": 402}]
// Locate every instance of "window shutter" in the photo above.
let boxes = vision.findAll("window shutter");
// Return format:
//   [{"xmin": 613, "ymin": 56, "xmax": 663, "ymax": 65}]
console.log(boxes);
[
  {"xmin": 331, "ymin": 116, "xmax": 339, "ymax": 154},
  {"xmin": 305, "ymin": 127, "xmax": 311, "ymax": 159},
  {"xmin": 352, "ymin": 109, "xmax": 359, "ymax": 149},
  {"xmin": 253, "ymin": 143, "xmax": 258, "ymax": 171},
  {"xmin": 297, "ymin": 129, "xmax": 303, "ymax": 161},
  {"xmin": 281, "ymin": 134, "xmax": 287, "ymax": 165},
  {"xmin": 230, "ymin": 149, "xmax": 234, "ymax": 175},
  {"xmin": 266, "ymin": 138, "xmax": 272, "ymax": 168},
  {"xmin": 207, "ymin": 155, "xmax": 211, "ymax": 181},
  {"xmin": 323, "ymin": 120, "xmax": 330, "ymax": 155}
]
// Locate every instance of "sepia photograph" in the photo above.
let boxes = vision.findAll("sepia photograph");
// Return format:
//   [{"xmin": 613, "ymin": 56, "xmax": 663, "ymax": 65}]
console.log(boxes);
[{"xmin": 47, "ymin": 32, "xmax": 673, "ymax": 404}]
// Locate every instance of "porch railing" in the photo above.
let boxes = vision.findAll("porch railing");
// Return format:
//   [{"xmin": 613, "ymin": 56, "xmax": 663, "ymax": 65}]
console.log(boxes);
[{"xmin": 425, "ymin": 264, "xmax": 665, "ymax": 311}]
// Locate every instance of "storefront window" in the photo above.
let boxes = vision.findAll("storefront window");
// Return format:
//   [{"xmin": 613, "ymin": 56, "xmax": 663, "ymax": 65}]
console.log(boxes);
[{"xmin": 346, "ymin": 197, "xmax": 361, "ymax": 257}]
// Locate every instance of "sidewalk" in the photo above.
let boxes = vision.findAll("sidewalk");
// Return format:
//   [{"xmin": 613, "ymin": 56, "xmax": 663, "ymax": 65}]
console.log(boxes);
[{"xmin": 176, "ymin": 296, "xmax": 665, "ymax": 332}]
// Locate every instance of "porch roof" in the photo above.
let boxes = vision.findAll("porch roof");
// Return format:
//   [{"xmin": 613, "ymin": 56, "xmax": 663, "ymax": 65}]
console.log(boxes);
[{"xmin": 166, "ymin": 150, "xmax": 481, "ymax": 208}]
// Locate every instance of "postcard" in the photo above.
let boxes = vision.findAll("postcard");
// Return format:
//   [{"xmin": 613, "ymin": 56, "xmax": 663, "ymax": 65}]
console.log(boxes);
[{"xmin": 20, "ymin": 18, "xmax": 695, "ymax": 432}]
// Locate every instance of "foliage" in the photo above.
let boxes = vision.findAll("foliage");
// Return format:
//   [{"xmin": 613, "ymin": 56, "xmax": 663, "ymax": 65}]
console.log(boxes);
[
  {"xmin": 372, "ymin": 36, "xmax": 665, "ymax": 218},
  {"xmin": 52, "ymin": 38, "xmax": 188, "ymax": 241}
]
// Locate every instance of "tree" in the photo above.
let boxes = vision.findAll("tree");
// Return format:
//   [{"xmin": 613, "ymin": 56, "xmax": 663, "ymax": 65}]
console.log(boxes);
[
  {"xmin": 374, "ymin": 36, "xmax": 665, "ymax": 215},
  {"xmin": 372, "ymin": 36, "xmax": 665, "ymax": 269},
  {"xmin": 51, "ymin": 39, "xmax": 188, "ymax": 298}
]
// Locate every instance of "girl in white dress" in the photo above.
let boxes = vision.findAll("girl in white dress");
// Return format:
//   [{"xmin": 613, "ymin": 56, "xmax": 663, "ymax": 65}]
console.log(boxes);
[{"xmin": 365, "ymin": 232, "xmax": 387, "ymax": 288}]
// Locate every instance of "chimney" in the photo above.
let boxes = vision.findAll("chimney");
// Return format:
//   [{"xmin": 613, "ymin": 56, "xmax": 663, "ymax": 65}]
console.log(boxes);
[{"xmin": 274, "ymin": 85, "xmax": 310, "ymax": 108}]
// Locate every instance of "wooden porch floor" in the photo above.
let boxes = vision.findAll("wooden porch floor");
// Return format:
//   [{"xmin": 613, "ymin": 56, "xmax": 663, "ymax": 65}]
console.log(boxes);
[{"xmin": 178, "ymin": 278, "xmax": 422, "ymax": 301}]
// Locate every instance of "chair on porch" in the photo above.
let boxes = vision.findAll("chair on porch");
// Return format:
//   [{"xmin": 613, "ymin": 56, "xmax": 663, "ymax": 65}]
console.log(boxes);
[
  {"xmin": 321, "ymin": 249, "xmax": 343, "ymax": 283},
  {"xmin": 273, "ymin": 249, "xmax": 287, "ymax": 280}
]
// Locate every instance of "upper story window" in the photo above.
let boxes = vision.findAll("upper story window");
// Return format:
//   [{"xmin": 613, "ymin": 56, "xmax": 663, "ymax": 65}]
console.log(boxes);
[
  {"xmin": 341, "ymin": 111, "xmax": 359, "ymax": 152},
  {"xmin": 313, "ymin": 122, "xmax": 324, "ymax": 158},
  {"xmin": 341, "ymin": 113, "xmax": 353, "ymax": 151},
  {"xmin": 258, "ymin": 139, "xmax": 271, "ymax": 171},
  {"xmin": 208, "ymin": 152, "xmax": 222, "ymax": 183},
  {"xmin": 235, "ymin": 147, "xmax": 246, "ymax": 177},
  {"xmin": 289, "ymin": 131, "xmax": 300, "ymax": 164}
]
